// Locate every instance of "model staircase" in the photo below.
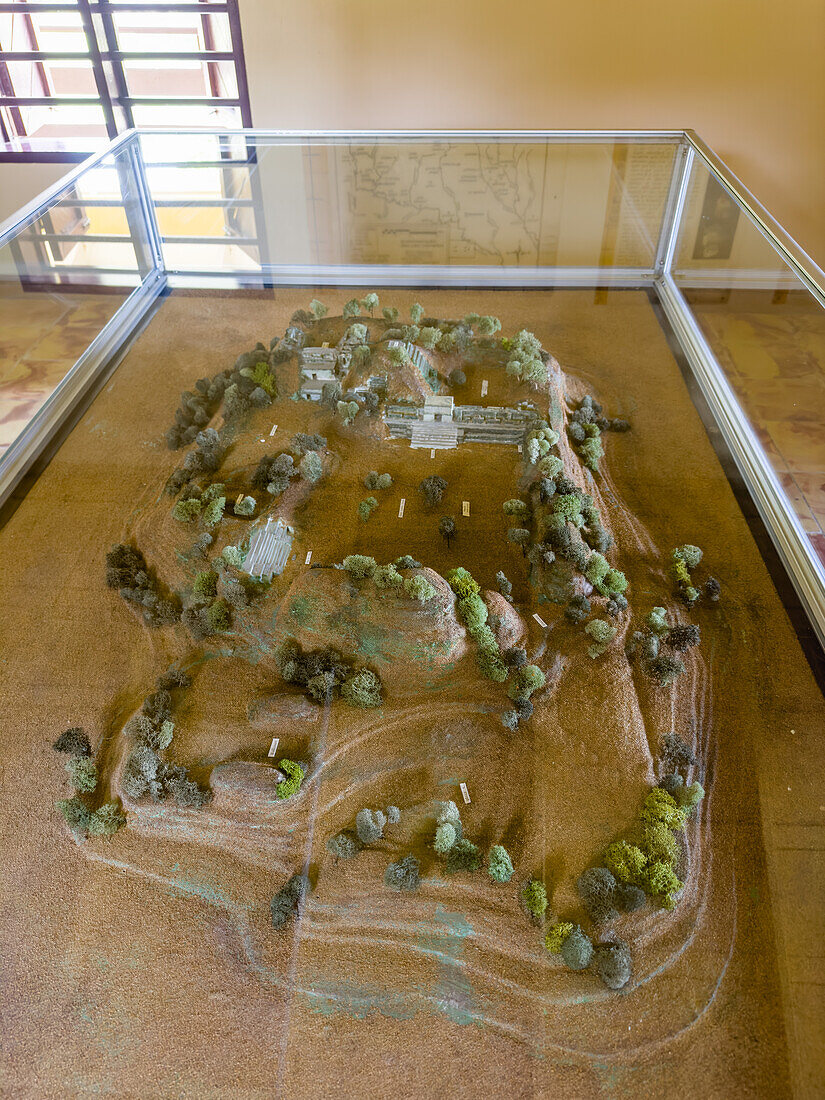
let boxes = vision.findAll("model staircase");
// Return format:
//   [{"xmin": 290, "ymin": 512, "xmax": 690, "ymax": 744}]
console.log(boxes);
[{"xmin": 410, "ymin": 421, "xmax": 459, "ymax": 449}]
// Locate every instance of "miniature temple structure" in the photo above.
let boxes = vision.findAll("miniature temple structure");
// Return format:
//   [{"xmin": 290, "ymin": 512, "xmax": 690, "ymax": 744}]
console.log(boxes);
[
  {"xmin": 385, "ymin": 399, "xmax": 539, "ymax": 448},
  {"xmin": 242, "ymin": 517, "xmax": 294, "ymax": 580},
  {"xmin": 299, "ymin": 344, "xmax": 339, "ymax": 401}
]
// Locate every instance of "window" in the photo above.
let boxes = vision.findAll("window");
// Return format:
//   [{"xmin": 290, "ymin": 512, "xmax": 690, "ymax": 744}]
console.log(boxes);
[{"xmin": 0, "ymin": 0, "xmax": 251, "ymax": 158}]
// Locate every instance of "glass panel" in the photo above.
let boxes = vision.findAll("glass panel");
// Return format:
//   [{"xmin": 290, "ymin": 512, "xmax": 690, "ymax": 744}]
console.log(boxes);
[
  {"xmin": 0, "ymin": 140, "xmax": 155, "ymax": 455},
  {"xmin": 6, "ymin": 102, "xmax": 110, "ymax": 142},
  {"xmin": 122, "ymin": 57, "xmax": 237, "ymax": 99},
  {"xmin": 111, "ymin": 9, "xmax": 231, "ymax": 52},
  {"xmin": 672, "ymin": 155, "xmax": 825, "ymax": 565}
]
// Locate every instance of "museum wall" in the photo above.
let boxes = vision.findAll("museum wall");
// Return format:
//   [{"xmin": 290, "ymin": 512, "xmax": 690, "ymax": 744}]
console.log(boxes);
[
  {"xmin": 237, "ymin": 0, "xmax": 825, "ymax": 270},
  {"xmin": 0, "ymin": 162, "xmax": 67, "ymax": 226}
]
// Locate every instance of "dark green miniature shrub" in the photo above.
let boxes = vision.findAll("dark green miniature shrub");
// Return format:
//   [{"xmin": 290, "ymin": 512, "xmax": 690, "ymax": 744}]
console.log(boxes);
[
  {"xmin": 522, "ymin": 878, "xmax": 548, "ymax": 921},
  {"xmin": 66, "ymin": 756, "xmax": 98, "ymax": 794},
  {"xmin": 577, "ymin": 866, "xmax": 618, "ymax": 924},
  {"xmin": 503, "ymin": 647, "xmax": 527, "ymax": 668},
  {"xmin": 705, "ymin": 576, "xmax": 721, "ymax": 601},
  {"xmin": 488, "ymin": 844, "xmax": 514, "ymax": 883},
  {"xmin": 508, "ymin": 664, "xmax": 546, "ymax": 701},
  {"xmin": 270, "ymin": 873, "xmax": 309, "ymax": 930},
  {"xmin": 384, "ymin": 855, "xmax": 420, "ymax": 892},
  {"xmin": 665, "ymin": 624, "xmax": 701, "ymax": 651},
  {"xmin": 275, "ymin": 760, "xmax": 306, "ymax": 800},
  {"xmin": 594, "ymin": 939, "xmax": 632, "ymax": 989},
  {"xmin": 446, "ymin": 839, "xmax": 482, "ymax": 874},
  {"xmin": 495, "ymin": 571, "xmax": 512, "ymax": 600},
  {"xmin": 560, "ymin": 926, "xmax": 593, "ymax": 970},
  {"xmin": 501, "ymin": 709, "xmax": 519, "ymax": 731},
  {"xmin": 206, "ymin": 598, "xmax": 231, "ymax": 633},
  {"xmin": 53, "ymin": 727, "xmax": 91, "ymax": 757},
  {"xmin": 193, "ymin": 570, "xmax": 217, "ymax": 599},
  {"xmin": 660, "ymin": 732, "xmax": 696, "ymax": 770},
  {"xmin": 343, "ymin": 554, "xmax": 377, "ymax": 579},
  {"xmin": 615, "ymin": 882, "xmax": 646, "ymax": 912},
  {"xmin": 87, "ymin": 801, "xmax": 127, "ymax": 837},
  {"xmin": 418, "ymin": 475, "xmax": 447, "ymax": 507},
  {"xmin": 342, "ymin": 669, "xmax": 383, "ymax": 708},
  {"xmin": 394, "ymin": 555, "xmax": 421, "ymax": 569},
  {"xmin": 356, "ymin": 808, "xmax": 386, "ymax": 844},
  {"xmin": 438, "ymin": 516, "xmax": 456, "ymax": 546},
  {"xmin": 327, "ymin": 830, "xmax": 363, "ymax": 860},
  {"xmin": 55, "ymin": 797, "xmax": 92, "ymax": 835},
  {"xmin": 449, "ymin": 369, "xmax": 466, "ymax": 386},
  {"xmin": 647, "ymin": 653, "xmax": 685, "ymax": 686},
  {"xmin": 105, "ymin": 544, "xmax": 180, "ymax": 627},
  {"xmin": 565, "ymin": 594, "xmax": 590, "ymax": 623}
]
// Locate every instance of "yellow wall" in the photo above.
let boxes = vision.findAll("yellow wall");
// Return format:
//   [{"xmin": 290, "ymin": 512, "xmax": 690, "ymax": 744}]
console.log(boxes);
[{"xmin": 238, "ymin": 0, "xmax": 825, "ymax": 268}]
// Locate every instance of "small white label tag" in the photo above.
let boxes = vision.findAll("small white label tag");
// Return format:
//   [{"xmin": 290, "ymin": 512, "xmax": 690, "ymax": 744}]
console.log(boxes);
[
  {"xmin": 235, "ymin": 492, "xmax": 244, "ymax": 507},
  {"xmin": 305, "ymin": 550, "xmax": 312, "ymax": 565},
  {"xmin": 268, "ymin": 737, "xmax": 279, "ymax": 758},
  {"xmin": 430, "ymin": 448, "xmax": 435, "ymax": 458},
  {"xmin": 269, "ymin": 423, "xmax": 278, "ymax": 437},
  {"xmin": 533, "ymin": 613, "xmax": 547, "ymax": 628},
  {"xmin": 481, "ymin": 380, "xmax": 488, "ymax": 397},
  {"xmin": 462, "ymin": 501, "xmax": 470, "ymax": 517},
  {"xmin": 398, "ymin": 498, "xmax": 406, "ymax": 518},
  {"xmin": 460, "ymin": 782, "xmax": 471, "ymax": 804},
  {"xmin": 517, "ymin": 444, "xmax": 523, "ymax": 454}
]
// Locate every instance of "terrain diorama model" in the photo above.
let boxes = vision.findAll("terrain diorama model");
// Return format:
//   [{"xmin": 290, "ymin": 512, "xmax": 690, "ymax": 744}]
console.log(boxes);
[{"xmin": 53, "ymin": 294, "xmax": 722, "ymax": 1031}]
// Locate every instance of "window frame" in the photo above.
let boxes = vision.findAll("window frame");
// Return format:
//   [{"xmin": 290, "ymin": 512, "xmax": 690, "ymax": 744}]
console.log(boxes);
[{"xmin": 0, "ymin": 0, "xmax": 252, "ymax": 161}]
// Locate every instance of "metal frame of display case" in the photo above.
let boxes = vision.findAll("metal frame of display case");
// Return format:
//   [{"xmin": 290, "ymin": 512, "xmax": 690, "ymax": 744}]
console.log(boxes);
[{"xmin": 1, "ymin": 128, "xmax": 824, "ymax": 648}]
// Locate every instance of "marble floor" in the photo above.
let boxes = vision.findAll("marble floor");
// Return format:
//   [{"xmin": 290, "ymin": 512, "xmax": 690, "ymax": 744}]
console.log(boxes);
[
  {"xmin": 689, "ymin": 289, "xmax": 825, "ymax": 568},
  {"xmin": 0, "ymin": 289, "xmax": 124, "ymax": 454}
]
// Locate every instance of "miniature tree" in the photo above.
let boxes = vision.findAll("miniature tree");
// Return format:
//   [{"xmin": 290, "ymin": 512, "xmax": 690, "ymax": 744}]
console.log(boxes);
[
  {"xmin": 343, "ymin": 298, "xmax": 361, "ymax": 318},
  {"xmin": 358, "ymin": 497, "xmax": 378, "ymax": 522},
  {"xmin": 508, "ymin": 665, "xmax": 545, "ymax": 701},
  {"xmin": 545, "ymin": 922, "xmax": 574, "ymax": 954},
  {"xmin": 594, "ymin": 940, "xmax": 632, "ymax": 989},
  {"xmin": 364, "ymin": 471, "xmax": 393, "ymax": 490},
  {"xmin": 382, "ymin": 306, "xmax": 399, "ymax": 323},
  {"xmin": 270, "ymin": 874, "xmax": 310, "ymax": 930},
  {"xmin": 173, "ymin": 498, "xmax": 203, "ymax": 523},
  {"xmin": 384, "ymin": 855, "xmax": 420, "ymax": 892},
  {"xmin": 300, "ymin": 451, "xmax": 323, "ymax": 483},
  {"xmin": 55, "ymin": 797, "xmax": 92, "ymax": 835},
  {"xmin": 361, "ymin": 292, "xmax": 379, "ymax": 316},
  {"xmin": 585, "ymin": 618, "xmax": 615, "ymax": 658},
  {"xmin": 418, "ymin": 475, "xmax": 447, "ymax": 507},
  {"xmin": 193, "ymin": 570, "xmax": 218, "ymax": 599},
  {"xmin": 309, "ymin": 299, "xmax": 327, "ymax": 319},
  {"xmin": 488, "ymin": 844, "xmax": 514, "ymax": 883},
  {"xmin": 374, "ymin": 563, "xmax": 403, "ymax": 590},
  {"xmin": 446, "ymin": 839, "xmax": 482, "ymax": 874},
  {"xmin": 342, "ymin": 669, "xmax": 382, "ymax": 707},
  {"xmin": 449, "ymin": 368, "xmax": 466, "ymax": 386},
  {"xmin": 356, "ymin": 808, "xmax": 387, "ymax": 844},
  {"xmin": 410, "ymin": 302, "xmax": 424, "ymax": 324},
  {"xmin": 66, "ymin": 756, "xmax": 98, "ymax": 794},
  {"xmin": 418, "ymin": 326, "xmax": 442, "ymax": 350},
  {"xmin": 88, "ymin": 801, "xmax": 127, "ymax": 837},
  {"xmin": 275, "ymin": 759, "xmax": 306, "ymax": 800},
  {"xmin": 647, "ymin": 607, "xmax": 669, "ymax": 636},
  {"xmin": 577, "ymin": 866, "xmax": 618, "ymax": 924},
  {"xmin": 560, "ymin": 926, "xmax": 593, "ymax": 971},
  {"xmin": 503, "ymin": 498, "xmax": 530, "ymax": 519},
  {"xmin": 337, "ymin": 400, "xmax": 360, "ymax": 425},
  {"xmin": 202, "ymin": 495, "xmax": 226, "ymax": 528},
  {"xmin": 438, "ymin": 516, "xmax": 456, "ymax": 547},
  {"xmin": 507, "ymin": 527, "xmax": 531, "ymax": 556},
  {"xmin": 665, "ymin": 624, "xmax": 701, "ymax": 651},
  {"xmin": 496, "ymin": 571, "xmax": 512, "ymax": 600},
  {"xmin": 434, "ymin": 822, "xmax": 457, "ymax": 853},
  {"xmin": 522, "ymin": 878, "xmax": 548, "ymax": 922},
  {"xmin": 234, "ymin": 495, "xmax": 256, "ymax": 516}
]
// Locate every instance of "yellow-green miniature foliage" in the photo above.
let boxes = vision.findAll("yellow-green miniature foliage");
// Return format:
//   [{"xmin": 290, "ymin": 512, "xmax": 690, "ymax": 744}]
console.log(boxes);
[
  {"xmin": 343, "ymin": 554, "xmax": 376, "ymax": 579},
  {"xmin": 675, "ymin": 780, "xmax": 705, "ymax": 813},
  {"xmin": 642, "ymin": 822, "xmax": 679, "ymax": 865},
  {"xmin": 673, "ymin": 544, "xmax": 703, "ymax": 569},
  {"xmin": 644, "ymin": 860, "xmax": 683, "ymax": 908},
  {"xmin": 553, "ymin": 494, "xmax": 584, "ymax": 526},
  {"xmin": 202, "ymin": 482, "xmax": 225, "ymax": 504},
  {"xmin": 66, "ymin": 756, "xmax": 98, "ymax": 794},
  {"xmin": 207, "ymin": 598, "xmax": 231, "ymax": 632},
  {"xmin": 584, "ymin": 552, "xmax": 609, "ymax": 586},
  {"xmin": 240, "ymin": 359, "xmax": 277, "ymax": 397},
  {"xmin": 173, "ymin": 498, "xmax": 202, "ymax": 522},
  {"xmin": 585, "ymin": 618, "xmax": 616, "ymax": 658},
  {"xmin": 202, "ymin": 496, "xmax": 225, "ymax": 528},
  {"xmin": 457, "ymin": 593, "xmax": 488, "ymax": 631},
  {"xmin": 647, "ymin": 606, "xmax": 669, "ymax": 635},
  {"xmin": 447, "ymin": 566, "xmax": 480, "ymax": 599},
  {"xmin": 508, "ymin": 664, "xmax": 546, "ymax": 701},
  {"xmin": 604, "ymin": 840, "xmax": 647, "ymax": 884},
  {"xmin": 602, "ymin": 568, "xmax": 627, "ymax": 595},
  {"xmin": 87, "ymin": 801, "xmax": 127, "ymax": 837},
  {"xmin": 579, "ymin": 429, "xmax": 604, "ymax": 472},
  {"xmin": 544, "ymin": 922, "xmax": 574, "ymax": 954},
  {"xmin": 276, "ymin": 759, "xmax": 306, "ymax": 799},
  {"xmin": 671, "ymin": 557, "xmax": 691, "ymax": 589},
  {"xmin": 640, "ymin": 788, "xmax": 686, "ymax": 831},
  {"xmin": 404, "ymin": 575, "xmax": 437, "ymax": 602},
  {"xmin": 522, "ymin": 878, "xmax": 548, "ymax": 920},
  {"xmin": 374, "ymin": 563, "xmax": 403, "ymax": 589},
  {"xmin": 193, "ymin": 570, "xmax": 217, "ymax": 599}
]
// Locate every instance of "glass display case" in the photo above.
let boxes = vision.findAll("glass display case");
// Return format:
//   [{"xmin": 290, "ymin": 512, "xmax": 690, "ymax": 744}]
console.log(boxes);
[{"xmin": 1, "ymin": 131, "xmax": 823, "ymax": 1099}]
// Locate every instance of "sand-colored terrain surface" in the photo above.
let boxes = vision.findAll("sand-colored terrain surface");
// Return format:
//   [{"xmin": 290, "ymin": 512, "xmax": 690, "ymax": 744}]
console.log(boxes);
[{"xmin": 2, "ymin": 288, "xmax": 824, "ymax": 1099}]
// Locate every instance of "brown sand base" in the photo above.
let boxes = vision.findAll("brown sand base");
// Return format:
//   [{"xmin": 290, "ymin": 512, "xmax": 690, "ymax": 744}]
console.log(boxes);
[{"xmin": 1, "ymin": 289, "xmax": 823, "ymax": 1098}]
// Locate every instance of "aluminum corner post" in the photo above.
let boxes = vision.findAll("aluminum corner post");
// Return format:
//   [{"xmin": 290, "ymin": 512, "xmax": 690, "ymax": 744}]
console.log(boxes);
[{"xmin": 655, "ymin": 272, "xmax": 825, "ymax": 652}]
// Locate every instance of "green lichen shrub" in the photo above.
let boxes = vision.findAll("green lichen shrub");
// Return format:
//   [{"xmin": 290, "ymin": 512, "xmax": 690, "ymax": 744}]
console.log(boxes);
[
  {"xmin": 674, "ymin": 781, "xmax": 705, "ymax": 815},
  {"xmin": 565, "ymin": 594, "xmax": 591, "ymax": 623},
  {"xmin": 647, "ymin": 653, "xmax": 685, "ymax": 687},
  {"xmin": 577, "ymin": 867, "xmax": 619, "ymax": 925},
  {"xmin": 523, "ymin": 423, "xmax": 559, "ymax": 469},
  {"xmin": 356, "ymin": 808, "xmax": 387, "ymax": 844},
  {"xmin": 665, "ymin": 624, "xmax": 701, "ymax": 652},
  {"xmin": 503, "ymin": 498, "xmax": 530, "ymax": 520},
  {"xmin": 640, "ymin": 788, "xmax": 686, "ymax": 831},
  {"xmin": 614, "ymin": 882, "xmax": 646, "ymax": 913},
  {"xmin": 343, "ymin": 298, "xmax": 361, "ymax": 318},
  {"xmin": 501, "ymin": 709, "xmax": 520, "ymax": 732},
  {"xmin": 66, "ymin": 756, "xmax": 98, "ymax": 794},
  {"xmin": 221, "ymin": 545, "xmax": 246, "ymax": 569},
  {"xmin": 342, "ymin": 554, "xmax": 377, "ymax": 579},
  {"xmin": 275, "ymin": 759, "xmax": 306, "ymax": 800},
  {"xmin": 560, "ymin": 925, "xmax": 593, "ymax": 971},
  {"xmin": 604, "ymin": 840, "xmax": 648, "ymax": 885},
  {"xmin": 544, "ymin": 922, "xmax": 574, "ymax": 955},
  {"xmin": 233, "ymin": 495, "xmax": 256, "ymax": 517},
  {"xmin": 506, "ymin": 331, "xmax": 547, "ymax": 387},
  {"xmin": 384, "ymin": 855, "xmax": 420, "ymax": 892},
  {"xmin": 252, "ymin": 452, "xmax": 297, "ymax": 495},
  {"xmin": 327, "ymin": 830, "xmax": 363, "ymax": 861},
  {"xmin": 342, "ymin": 669, "xmax": 383, "ymax": 708},
  {"xmin": 53, "ymin": 727, "xmax": 91, "ymax": 757},
  {"xmin": 434, "ymin": 821, "xmax": 458, "ymax": 854},
  {"xmin": 403, "ymin": 575, "xmax": 437, "ymax": 603},
  {"xmin": 361, "ymin": 292, "xmax": 379, "ymax": 316},
  {"xmin": 446, "ymin": 839, "xmax": 482, "ymax": 874},
  {"xmin": 447, "ymin": 567, "xmax": 508, "ymax": 681},
  {"xmin": 659, "ymin": 732, "xmax": 697, "ymax": 771},
  {"xmin": 105, "ymin": 543, "xmax": 180, "ymax": 627},
  {"xmin": 270, "ymin": 873, "xmax": 310, "ymax": 930},
  {"xmin": 522, "ymin": 878, "xmax": 548, "ymax": 923},
  {"xmin": 173, "ymin": 497, "xmax": 203, "ymax": 523},
  {"xmin": 446, "ymin": 566, "xmax": 480, "ymax": 599},
  {"xmin": 202, "ymin": 495, "xmax": 226, "ymax": 529},
  {"xmin": 206, "ymin": 598, "xmax": 231, "ymax": 633},
  {"xmin": 192, "ymin": 570, "xmax": 218, "ymax": 600},
  {"xmin": 239, "ymin": 358, "xmax": 277, "ymax": 399},
  {"xmin": 337, "ymin": 399, "xmax": 360, "ymax": 425},
  {"xmin": 299, "ymin": 451, "xmax": 323, "ymax": 484},
  {"xmin": 374, "ymin": 563, "xmax": 403, "ymax": 590},
  {"xmin": 488, "ymin": 844, "xmax": 515, "ymax": 883},
  {"xmin": 308, "ymin": 298, "xmax": 327, "ymax": 319},
  {"xmin": 646, "ymin": 606, "xmax": 670, "ymax": 636},
  {"xmin": 55, "ymin": 797, "xmax": 92, "ymax": 835},
  {"xmin": 594, "ymin": 939, "xmax": 632, "ymax": 990},
  {"xmin": 87, "ymin": 801, "xmax": 127, "ymax": 838},
  {"xmin": 585, "ymin": 618, "xmax": 616, "ymax": 659},
  {"xmin": 358, "ymin": 497, "xmax": 378, "ymax": 522},
  {"xmin": 670, "ymin": 545, "xmax": 703, "ymax": 606},
  {"xmin": 496, "ymin": 571, "xmax": 513, "ymax": 600},
  {"xmin": 507, "ymin": 664, "xmax": 546, "ymax": 702},
  {"xmin": 364, "ymin": 471, "xmax": 393, "ymax": 491},
  {"xmin": 386, "ymin": 805, "xmax": 401, "ymax": 825}
]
